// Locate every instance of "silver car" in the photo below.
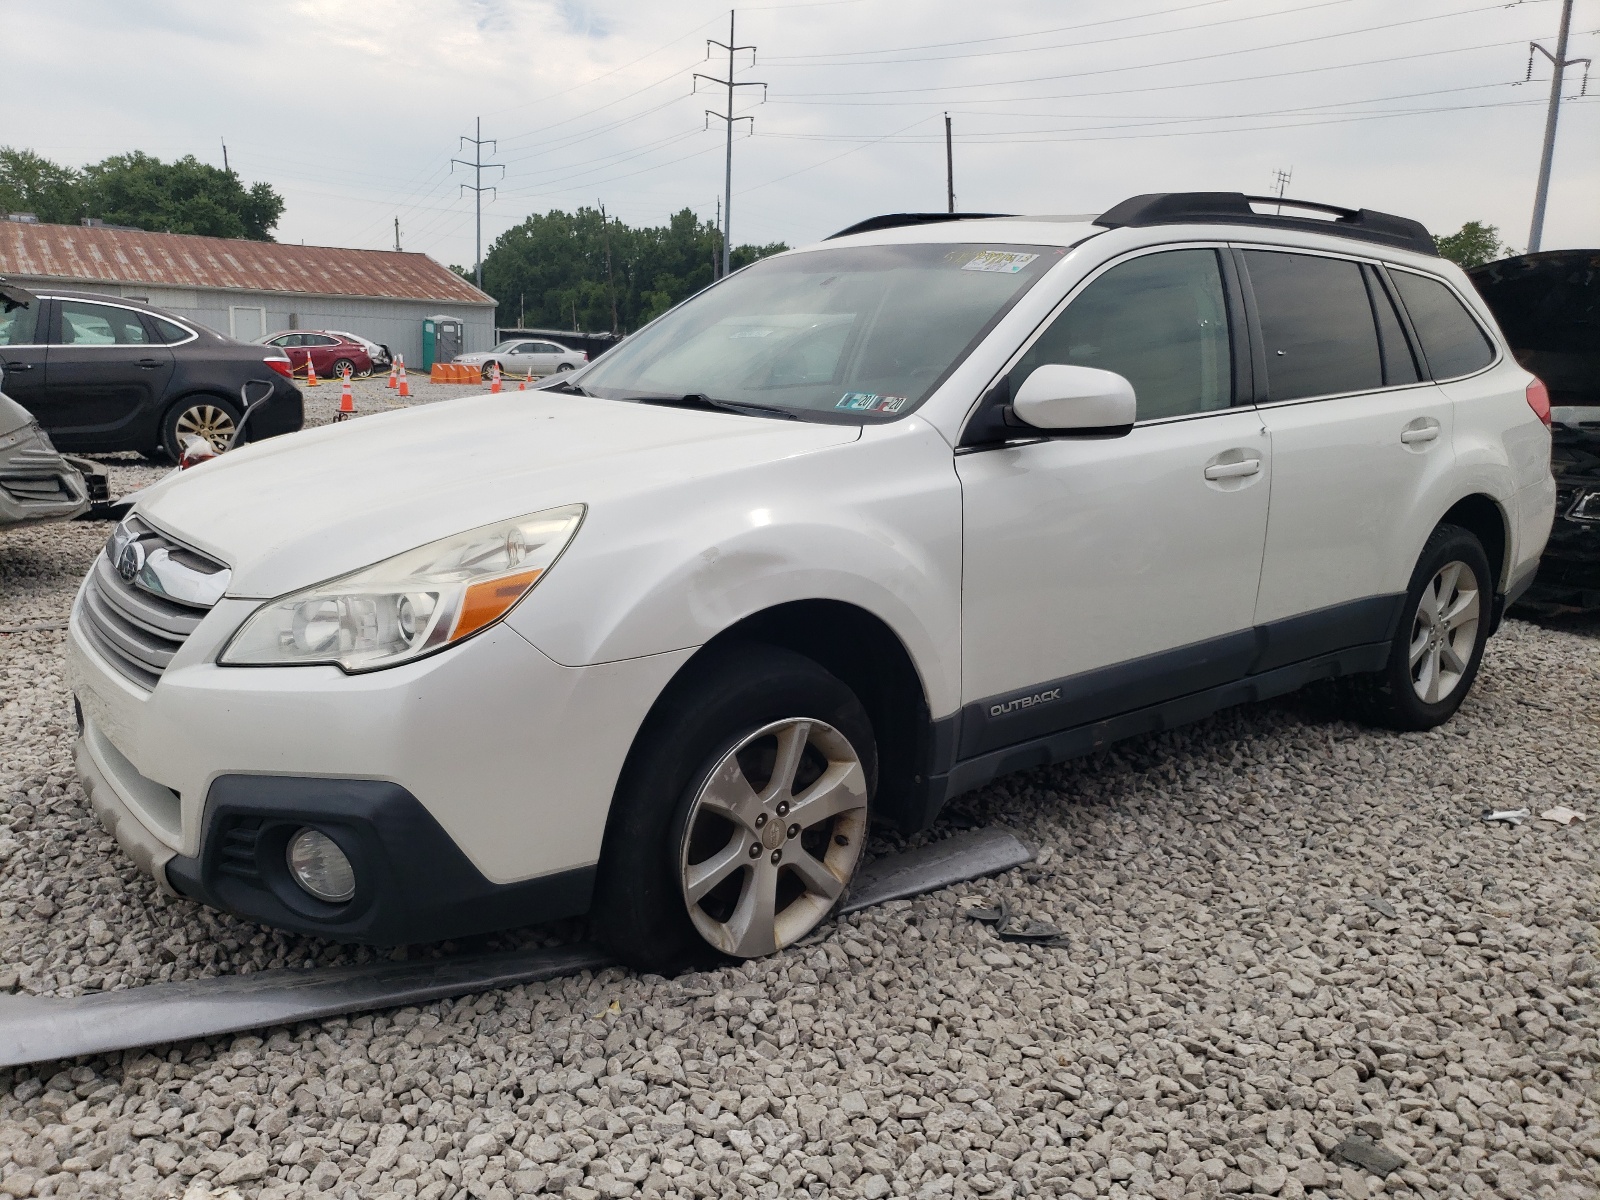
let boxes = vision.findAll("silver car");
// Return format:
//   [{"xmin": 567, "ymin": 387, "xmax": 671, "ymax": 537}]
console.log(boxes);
[{"xmin": 456, "ymin": 338, "xmax": 587, "ymax": 379}]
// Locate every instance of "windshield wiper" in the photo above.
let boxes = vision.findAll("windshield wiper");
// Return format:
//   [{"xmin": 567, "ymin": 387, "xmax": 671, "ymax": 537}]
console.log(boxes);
[
  {"xmin": 633, "ymin": 393, "xmax": 798, "ymax": 420},
  {"xmin": 542, "ymin": 377, "xmax": 592, "ymax": 396}
]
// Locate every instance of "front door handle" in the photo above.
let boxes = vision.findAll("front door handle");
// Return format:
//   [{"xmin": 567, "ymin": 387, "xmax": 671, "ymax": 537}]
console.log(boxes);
[
  {"xmin": 1, "ymin": 361, "xmax": 33, "ymax": 371},
  {"xmin": 137, "ymin": 358, "xmax": 162, "ymax": 369},
  {"xmin": 1204, "ymin": 458, "xmax": 1262, "ymax": 481},
  {"xmin": 1400, "ymin": 424, "xmax": 1440, "ymax": 445}
]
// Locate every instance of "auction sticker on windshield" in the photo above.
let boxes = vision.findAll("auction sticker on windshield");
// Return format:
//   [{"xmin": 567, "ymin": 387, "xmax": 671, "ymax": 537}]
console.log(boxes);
[{"xmin": 961, "ymin": 251, "xmax": 1040, "ymax": 274}]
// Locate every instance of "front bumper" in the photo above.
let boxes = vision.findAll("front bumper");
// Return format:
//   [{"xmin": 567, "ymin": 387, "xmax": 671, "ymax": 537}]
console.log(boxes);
[
  {"xmin": 66, "ymin": 591, "xmax": 692, "ymax": 943},
  {"xmin": 0, "ymin": 424, "xmax": 93, "ymax": 528}
]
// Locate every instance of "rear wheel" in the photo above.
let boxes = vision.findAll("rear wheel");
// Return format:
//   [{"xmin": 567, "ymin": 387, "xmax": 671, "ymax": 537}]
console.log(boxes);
[
  {"xmin": 592, "ymin": 644, "xmax": 875, "ymax": 973},
  {"xmin": 1347, "ymin": 523, "xmax": 1491, "ymax": 730},
  {"xmin": 557, "ymin": 362, "xmax": 575, "ymax": 372},
  {"xmin": 161, "ymin": 396, "xmax": 241, "ymax": 461},
  {"xmin": 331, "ymin": 358, "xmax": 357, "ymax": 379}
]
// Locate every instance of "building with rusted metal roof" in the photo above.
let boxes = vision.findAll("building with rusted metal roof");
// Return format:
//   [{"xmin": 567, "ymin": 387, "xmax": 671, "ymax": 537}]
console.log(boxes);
[{"xmin": 0, "ymin": 222, "xmax": 496, "ymax": 367}]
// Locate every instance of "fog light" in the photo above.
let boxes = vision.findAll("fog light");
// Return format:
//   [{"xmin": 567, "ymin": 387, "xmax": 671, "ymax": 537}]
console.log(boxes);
[{"xmin": 286, "ymin": 828, "xmax": 356, "ymax": 903}]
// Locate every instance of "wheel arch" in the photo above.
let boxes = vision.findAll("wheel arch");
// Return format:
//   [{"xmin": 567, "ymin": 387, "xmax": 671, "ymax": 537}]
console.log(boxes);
[
  {"xmin": 1438, "ymin": 492, "xmax": 1509, "ymax": 593},
  {"xmin": 640, "ymin": 599, "xmax": 940, "ymax": 836}
]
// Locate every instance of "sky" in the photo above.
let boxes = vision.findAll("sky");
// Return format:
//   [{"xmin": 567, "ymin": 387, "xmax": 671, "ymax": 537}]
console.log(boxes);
[{"xmin": 6, "ymin": 0, "xmax": 1598, "ymax": 268}]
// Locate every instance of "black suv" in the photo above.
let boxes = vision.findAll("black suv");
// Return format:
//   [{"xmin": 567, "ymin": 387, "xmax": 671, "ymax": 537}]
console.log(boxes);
[{"xmin": 0, "ymin": 288, "xmax": 303, "ymax": 461}]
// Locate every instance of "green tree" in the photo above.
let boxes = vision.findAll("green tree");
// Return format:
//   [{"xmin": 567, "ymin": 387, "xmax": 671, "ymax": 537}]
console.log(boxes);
[
  {"xmin": 480, "ymin": 206, "xmax": 786, "ymax": 332},
  {"xmin": 0, "ymin": 147, "xmax": 83, "ymax": 224},
  {"xmin": 1435, "ymin": 221, "xmax": 1509, "ymax": 268},
  {"xmin": 79, "ymin": 152, "xmax": 283, "ymax": 240}
]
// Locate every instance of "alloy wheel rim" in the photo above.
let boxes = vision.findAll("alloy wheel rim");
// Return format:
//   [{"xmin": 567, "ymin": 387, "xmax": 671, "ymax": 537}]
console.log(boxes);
[
  {"xmin": 679, "ymin": 718, "xmax": 868, "ymax": 958},
  {"xmin": 1409, "ymin": 559, "xmax": 1480, "ymax": 704},
  {"xmin": 175, "ymin": 405, "xmax": 236, "ymax": 452}
]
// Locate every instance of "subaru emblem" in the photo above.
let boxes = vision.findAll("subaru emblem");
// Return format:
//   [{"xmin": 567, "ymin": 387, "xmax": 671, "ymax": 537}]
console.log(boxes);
[{"xmin": 116, "ymin": 539, "xmax": 146, "ymax": 585}]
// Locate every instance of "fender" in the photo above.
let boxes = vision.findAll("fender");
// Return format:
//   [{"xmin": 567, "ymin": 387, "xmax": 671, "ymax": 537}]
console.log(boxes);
[{"xmin": 508, "ymin": 418, "xmax": 965, "ymax": 719}]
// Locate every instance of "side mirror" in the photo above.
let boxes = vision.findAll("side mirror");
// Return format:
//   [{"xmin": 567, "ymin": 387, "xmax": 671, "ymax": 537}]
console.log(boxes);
[{"xmin": 1011, "ymin": 364, "xmax": 1137, "ymax": 434}]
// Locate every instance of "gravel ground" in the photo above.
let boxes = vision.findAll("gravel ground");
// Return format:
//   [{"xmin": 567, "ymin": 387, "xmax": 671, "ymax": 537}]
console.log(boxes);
[{"xmin": 1, "ymin": 388, "xmax": 1597, "ymax": 1199}]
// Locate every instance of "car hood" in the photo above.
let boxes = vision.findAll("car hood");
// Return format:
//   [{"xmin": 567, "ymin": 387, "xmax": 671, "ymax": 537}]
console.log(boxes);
[{"xmin": 132, "ymin": 392, "xmax": 860, "ymax": 597}]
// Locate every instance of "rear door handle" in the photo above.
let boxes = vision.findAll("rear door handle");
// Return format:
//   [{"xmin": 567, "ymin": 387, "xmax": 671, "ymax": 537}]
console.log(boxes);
[
  {"xmin": 1400, "ymin": 425, "xmax": 1439, "ymax": 444},
  {"xmin": 137, "ymin": 358, "xmax": 162, "ymax": 369},
  {"xmin": 1204, "ymin": 458, "xmax": 1262, "ymax": 480},
  {"xmin": 1, "ymin": 361, "xmax": 33, "ymax": 371}
]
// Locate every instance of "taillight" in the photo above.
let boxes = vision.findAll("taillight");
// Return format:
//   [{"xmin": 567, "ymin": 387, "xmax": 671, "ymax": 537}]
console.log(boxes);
[
  {"xmin": 265, "ymin": 356, "xmax": 294, "ymax": 379},
  {"xmin": 581, "ymin": 351, "xmax": 589, "ymax": 362},
  {"xmin": 1525, "ymin": 377, "xmax": 1551, "ymax": 427}
]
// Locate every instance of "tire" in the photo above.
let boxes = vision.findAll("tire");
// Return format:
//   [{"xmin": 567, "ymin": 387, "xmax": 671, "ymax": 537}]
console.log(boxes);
[
  {"xmin": 592, "ymin": 643, "xmax": 877, "ymax": 974},
  {"xmin": 331, "ymin": 358, "xmax": 357, "ymax": 379},
  {"xmin": 1346, "ymin": 523, "xmax": 1492, "ymax": 730},
  {"xmin": 161, "ymin": 396, "xmax": 242, "ymax": 461},
  {"xmin": 557, "ymin": 362, "xmax": 575, "ymax": 372}
]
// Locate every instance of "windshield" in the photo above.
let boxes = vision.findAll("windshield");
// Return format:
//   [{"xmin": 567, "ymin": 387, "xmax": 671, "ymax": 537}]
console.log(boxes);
[{"xmin": 578, "ymin": 242, "xmax": 1061, "ymax": 420}]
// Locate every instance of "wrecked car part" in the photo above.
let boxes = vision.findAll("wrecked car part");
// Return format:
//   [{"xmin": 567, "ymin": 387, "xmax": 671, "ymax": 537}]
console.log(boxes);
[
  {"xmin": 0, "ymin": 826, "xmax": 1032, "ymax": 1069},
  {"xmin": 1481, "ymin": 807, "xmax": 1531, "ymax": 826}
]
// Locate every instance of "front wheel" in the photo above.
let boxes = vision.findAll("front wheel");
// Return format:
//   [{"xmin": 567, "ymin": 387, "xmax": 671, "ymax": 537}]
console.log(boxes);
[
  {"xmin": 1347, "ymin": 523, "xmax": 1491, "ymax": 730},
  {"xmin": 592, "ymin": 644, "xmax": 875, "ymax": 973}
]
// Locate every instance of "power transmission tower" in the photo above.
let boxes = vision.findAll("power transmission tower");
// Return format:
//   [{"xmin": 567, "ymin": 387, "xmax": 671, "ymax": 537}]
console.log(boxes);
[
  {"xmin": 1525, "ymin": 0, "xmax": 1591, "ymax": 251},
  {"xmin": 945, "ymin": 114, "xmax": 955, "ymax": 213},
  {"xmin": 452, "ymin": 118, "xmax": 504, "ymax": 291},
  {"xmin": 695, "ymin": 11, "xmax": 766, "ymax": 278},
  {"xmin": 1271, "ymin": 167, "xmax": 1293, "ymax": 214}
]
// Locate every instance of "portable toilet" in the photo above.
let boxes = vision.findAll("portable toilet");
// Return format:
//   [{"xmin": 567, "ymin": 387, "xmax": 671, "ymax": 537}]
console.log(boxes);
[{"xmin": 422, "ymin": 315, "xmax": 464, "ymax": 370}]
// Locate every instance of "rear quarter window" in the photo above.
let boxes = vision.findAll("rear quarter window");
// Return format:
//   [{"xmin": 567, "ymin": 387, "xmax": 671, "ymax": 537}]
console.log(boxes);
[{"xmin": 1392, "ymin": 270, "xmax": 1496, "ymax": 380}]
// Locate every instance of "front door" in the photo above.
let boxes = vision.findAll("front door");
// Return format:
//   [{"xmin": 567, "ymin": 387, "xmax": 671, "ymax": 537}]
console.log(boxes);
[
  {"xmin": 0, "ymin": 296, "xmax": 48, "ymax": 411},
  {"xmin": 1242, "ymin": 249, "xmax": 1456, "ymax": 636},
  {"xmin": 41, "ymin": 298, "xmax": 175, "ymax": 449},
  {"xmin": 957, "ymin": 246, "xmax": 1271, "ymax": 760}
]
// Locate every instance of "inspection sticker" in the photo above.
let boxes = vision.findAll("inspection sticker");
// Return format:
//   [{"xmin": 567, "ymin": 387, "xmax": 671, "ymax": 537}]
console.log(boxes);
[
  {"xmin": 836, "ymin": 392, "xmax": 881, "ymax": 410},
  {"xmin": 961, "ymin": 250, "xmax": 1040, "ymax": 274}
]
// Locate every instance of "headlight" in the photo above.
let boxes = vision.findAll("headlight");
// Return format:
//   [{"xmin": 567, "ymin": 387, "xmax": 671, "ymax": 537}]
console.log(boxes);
[
  {"xmin": 1569, "ymin": 488, "xmax": 1600, "ymax": 523},
  {"xmin": 219, "ymin": 504, "xmax": 584, "ymax": 672}
]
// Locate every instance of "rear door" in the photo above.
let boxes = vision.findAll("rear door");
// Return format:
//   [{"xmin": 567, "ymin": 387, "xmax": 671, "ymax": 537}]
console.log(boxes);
[
  {"xmin": 0, "ymin": 296, "xmax": 48, "ymax": 411},
  {"xmin": 526, "ymin": 341, "xmax": 563, "ymax": 375},
  {"xmin": 40, "ymin": 298, "xmax": 176, "ymax": 447},
  {"xmin": 1244, "ymin": 248, "xmax": 1453, "ymax": 643}
]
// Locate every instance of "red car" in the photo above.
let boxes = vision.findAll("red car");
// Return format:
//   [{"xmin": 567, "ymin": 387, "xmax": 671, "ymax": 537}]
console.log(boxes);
[{"xmin": 259, "ymin": 330, "xmax": 374, "ymax": 379}]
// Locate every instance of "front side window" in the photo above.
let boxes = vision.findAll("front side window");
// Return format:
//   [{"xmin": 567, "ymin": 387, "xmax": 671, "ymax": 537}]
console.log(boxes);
[
  {"xmin": 1010, "ymin": 248, "xmax": 1232, "ymax": 422},
  {"xmin": 1391, "ymin": 270, "xmax": 1495, "ymax": 380},
  {"xmin": 267, "ymin": 334, "xmax": 293, "ymax": 347},
  {"xmin": 0, "ymin": 303, "xmax": 38, "ymax": 346},
  {"xmin": 1244, "ymin": 251, "xmax": 1382, "ymax": 402},
  {"xmin": 59, "ymin": 300, "xmax": 149, "ymax": 346},
  {"xmin": 579, "ymin": 242, "xmax": 1060, "ymax": 421}
]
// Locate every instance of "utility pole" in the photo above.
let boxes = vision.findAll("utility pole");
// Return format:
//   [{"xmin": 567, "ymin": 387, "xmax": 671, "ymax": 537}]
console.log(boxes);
[
  {"xmin": 1271, "ymin": 167, "xmax": 1293, "ymax": 214},
  {"xmin": 220, "ymin": 139, "xmax": 230, "ymax": 174},
  {"xmin": 945, "ymin": 114, "xmax": 955, "ymax": 213},
  {"xmin": 1526, "ymin": 0, "xmax": 1591, "ymax": 252},
  {"xmin": 714, "ymin": 196, "xmax": 722, "ymax": 279},
  {"xmin": 599, "ymin": 201, "xmax": 618, "ymax": 334},
  {"xmin": 393, "ymin": 217, "xmax": 402, "ymax": 253},
  {"xmin": 695, "ymin": 11, "xmax": 766, "ymax": 278},
  {"xmin": 453, "ymin": 118, "xmax": 503, "ymax": 291}
]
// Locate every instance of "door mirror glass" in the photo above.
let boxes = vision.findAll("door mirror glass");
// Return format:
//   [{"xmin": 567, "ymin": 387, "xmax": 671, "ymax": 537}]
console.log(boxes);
[{"xmin": 1012, "ymin": 363, "xmax": 1136, "ymax": 431}]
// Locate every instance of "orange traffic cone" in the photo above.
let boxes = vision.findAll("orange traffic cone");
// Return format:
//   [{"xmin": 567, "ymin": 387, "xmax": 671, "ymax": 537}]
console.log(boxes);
[
  {"xmin": 517, "ymin": 372, "xmax": 527, "ymax": 391},
  {"xmin": 386, "ymin": 360, "xmax": 398, "ymax": 389},
  {"xmin": 305, "ymin": 354, "xmax": 319, "ymax": 387},
  {"xmin": 396, "ymin": 355, "xmax": 410, "ymax": 398},
  {"xmin": 490, "ymin": 362, "xmax": 502, "ymax": 393},
  {"xmin": 335, "ymin": 371, "xmax": 355, "ymax": 422}
]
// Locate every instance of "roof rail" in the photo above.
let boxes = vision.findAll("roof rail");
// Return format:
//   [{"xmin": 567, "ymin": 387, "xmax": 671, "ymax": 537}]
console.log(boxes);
[
  {"xmin": 826, "ymin": 212, "xmax": 1016, "ymax": 240},
  {"xmin": 1093, "ymin": 192, "xmax": 1437, "ymax": 257}
]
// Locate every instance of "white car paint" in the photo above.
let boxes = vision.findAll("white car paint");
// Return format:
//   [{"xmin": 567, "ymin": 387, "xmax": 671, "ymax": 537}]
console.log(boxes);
[
  {"xmin": 66, "ymin": 209, "xmax": 1555, "ymax": 934},
  {"xmin": 457, "ymin": 339, "xmax": 586, "ymax": 377}
]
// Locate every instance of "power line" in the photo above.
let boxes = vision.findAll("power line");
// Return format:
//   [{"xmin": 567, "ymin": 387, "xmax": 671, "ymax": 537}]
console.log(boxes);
[
  {"xmin": 452, "ymin": 118, "xmax": 504, "ymax": 292},
  {"xmin": 695, "ymin": 10, "xmax": 766, "ymax": 275},
  {"xmin": 771, "ymin": 3, "xmax": 1547, "ymax": 98}
]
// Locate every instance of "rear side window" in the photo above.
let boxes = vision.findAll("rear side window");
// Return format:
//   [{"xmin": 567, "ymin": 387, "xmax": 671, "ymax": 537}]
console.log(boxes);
[
  {"xmin": 147, "ymin": 315, "xmax": 192, "ymax": 344},
  {"xmin": 58, "ymin": 300, "xmax": 149, "ymax": 345},
  {"xmin": 0, "ymin": 302, "xmax": 38, "ymax": 346},
  {"xmin": 1243, "ymin": 251, "xmax": 1382, "ymax": 401},
  {"xmin": 1013, "ymin": 248, "xmax": 1232, "ymax": 421},
  {"xmin": 1391, "ymin": 270, "xmax": 1496, "ymax": 379},
  {"xmin": 1367, "ymin": 270, "xmax": 1420, "ymax": 386}
]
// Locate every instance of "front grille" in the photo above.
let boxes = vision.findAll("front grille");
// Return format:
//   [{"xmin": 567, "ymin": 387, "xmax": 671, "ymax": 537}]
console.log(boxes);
[
  {"xmin": 1, "ymin": 475, "xmax": 71, "ymax": 502},
  {"xmin": 78, "ymin": 520, "xmax": 226, "ymax": 690}
]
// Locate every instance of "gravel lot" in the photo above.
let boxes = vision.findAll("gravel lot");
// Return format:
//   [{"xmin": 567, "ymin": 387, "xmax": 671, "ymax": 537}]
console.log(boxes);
[{"xmin": 1, "ymin": 383, "xmax": 1596, "ymax": 1199}]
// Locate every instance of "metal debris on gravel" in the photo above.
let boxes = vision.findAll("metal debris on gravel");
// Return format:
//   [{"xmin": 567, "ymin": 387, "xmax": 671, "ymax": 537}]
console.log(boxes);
[{"xmin": 1, "ymin": 391, "xmax": 1597, "ymax": 1200}]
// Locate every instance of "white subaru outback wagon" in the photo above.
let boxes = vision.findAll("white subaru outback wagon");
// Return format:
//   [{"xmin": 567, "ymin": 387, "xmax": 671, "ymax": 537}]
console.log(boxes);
[{"xmin": 67, "ymin": 193, "xmax": 1557, "ymax": 971}]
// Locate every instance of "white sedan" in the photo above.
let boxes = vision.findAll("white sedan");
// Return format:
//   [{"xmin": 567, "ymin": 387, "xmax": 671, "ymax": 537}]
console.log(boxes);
[
  {"xmin": 456, "ymin": 338, "xmax": 587, "ymax": 379},
  {"xmin": 64, "ymin": 194, "xmax": 1552, "ymax": 973}
]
